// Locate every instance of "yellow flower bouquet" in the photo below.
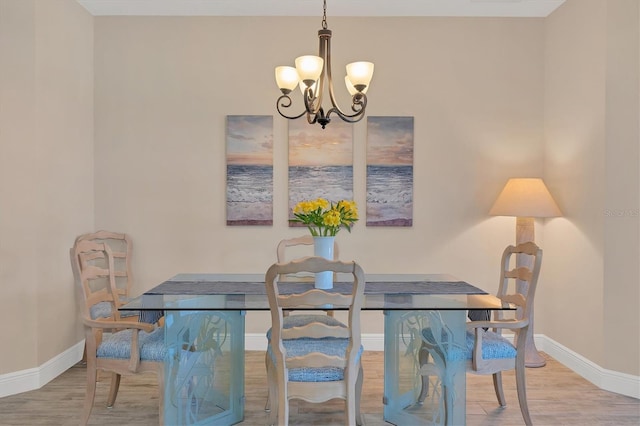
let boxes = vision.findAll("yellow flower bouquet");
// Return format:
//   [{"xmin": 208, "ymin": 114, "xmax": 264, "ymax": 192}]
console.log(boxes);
[{"xmin": 291, "ymin": 198, "xmax": 359, "ymax": 237}]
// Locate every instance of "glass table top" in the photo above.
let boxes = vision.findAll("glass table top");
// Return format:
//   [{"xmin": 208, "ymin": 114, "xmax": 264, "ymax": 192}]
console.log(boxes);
[{"xmin": 120, "ymin": 273, "xmax": 514, "ymax": 312}]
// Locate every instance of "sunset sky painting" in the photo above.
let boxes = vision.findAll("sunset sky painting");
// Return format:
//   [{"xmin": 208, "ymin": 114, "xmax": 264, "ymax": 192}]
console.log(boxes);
[
  {"xmin": 288, "ymin": 119, "xmax": 353, "ymax": 167},
  {"xmin": 366, "ymin": 116, "xmax": 414, "ymax": 226},
  {"xmin": 226, "ymin": 115, "xmax": 274, "ymax": 166},
  {"xmin": 226, "ymin": 115, "xmax": 273, "ymax": 226},
  {"xmin": 367, "ymin": 116, "xmax": 414, "ymax": 166}
]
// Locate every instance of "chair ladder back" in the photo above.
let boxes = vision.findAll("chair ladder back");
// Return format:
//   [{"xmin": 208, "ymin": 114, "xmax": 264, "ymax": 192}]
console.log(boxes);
[
  {"xmin": 276, "ymin": 235, "xmax": 340, "ymax": 282},
  {"xmin": 75, "ymin": 231, "xmax": 134, "ymax": 300},
  {"xmin": 286, "ymin": 353, "xmax": 349, "ymax": 369},
  {"xmin": 496, "ymin": 242, "xmax": 543, "ymax": 322},
  {"xmin": 276, "ymin": 235, "xmax": 340, "ymax": 262},
  {"xmin": 278, "ymin": 290, "xmax": 353, "ymax": 309},
  {"xmin": 73, "ymin": 240, "xmax": 121, "ymax": 321},
  {"xmin": 282, "ymin": 323, "xmax": 350, "ymax": 340}
]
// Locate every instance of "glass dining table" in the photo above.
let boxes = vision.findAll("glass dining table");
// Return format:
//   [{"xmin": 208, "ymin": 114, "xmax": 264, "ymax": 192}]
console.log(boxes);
[{"xmin": 120, "ymin": 273, "xmax": 512, "ymax": 426}]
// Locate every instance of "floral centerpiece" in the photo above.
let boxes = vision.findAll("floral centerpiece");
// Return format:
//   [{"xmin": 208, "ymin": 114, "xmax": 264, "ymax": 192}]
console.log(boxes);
[{"xmin": 291, "ymin": 198, "xmax": 358, "ymax": 236}]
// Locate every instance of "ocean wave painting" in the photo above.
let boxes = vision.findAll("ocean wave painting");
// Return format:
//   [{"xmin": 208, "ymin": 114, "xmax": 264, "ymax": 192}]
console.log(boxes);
[
  {"xmin": 226, "ymin": 115, "xmax": 273, "ymax": 226},
  {"xmin": 366, "ymin": 116, "xmax": 414, "ymax": 226},
  {"xmin": 288, "ymin": 120, "xmax": 353, "ymax": 225}
]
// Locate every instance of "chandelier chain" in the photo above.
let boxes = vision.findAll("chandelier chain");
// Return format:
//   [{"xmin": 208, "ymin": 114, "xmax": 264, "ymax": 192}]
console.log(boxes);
[{"xmin": 322, "ymin": 0, "xmax": 327, "ymax": 29}]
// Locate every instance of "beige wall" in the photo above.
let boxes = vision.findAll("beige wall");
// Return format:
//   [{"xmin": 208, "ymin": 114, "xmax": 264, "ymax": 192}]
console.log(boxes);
[
  {"xmin": 1, "ymin": 0, "xmax": 637, "ymax": 381},
  {"xmin": 93, "ymin": 16, "xmax": 544, "ymax": 334},
  {"xmin": 0, "ymin": 0, "xmax": 38, "ymax": 373},
  {"xmin": 0, "ymin": 0, "xmax": 93, "ymax": 373},
  {"xmin": 543, "ymin": 0, "xmax": 639, "ymax": 375},
  {"xmin": 602, "ymin": 0, "xmax": 639, "ymax": 376}
]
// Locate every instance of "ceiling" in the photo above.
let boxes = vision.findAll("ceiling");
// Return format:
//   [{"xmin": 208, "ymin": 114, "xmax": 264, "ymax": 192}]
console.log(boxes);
[{"xmin": 76, "ymin": 0, "xmax": 566, "ymax": 18}]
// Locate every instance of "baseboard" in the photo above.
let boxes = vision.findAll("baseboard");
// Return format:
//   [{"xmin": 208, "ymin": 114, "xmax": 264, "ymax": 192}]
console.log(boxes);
[
  {"xmin": 537, "ymin": 334, "xmax": 640, "ymax": 399},
  {"xmin": 2, "ymin": 335, "xmax": 638, "ymax": 400},
  {"xmin": 0, "ymin": 340, "xmax": 85, "ymax": 398}
]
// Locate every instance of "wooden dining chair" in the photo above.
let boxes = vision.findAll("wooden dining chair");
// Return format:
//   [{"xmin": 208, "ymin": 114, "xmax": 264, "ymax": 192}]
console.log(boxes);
[
  {"xmin": 70, "ymin": 239, "xmax": 165, "ymax": 425},
  {"xmin": 418, "ymin": 242, "xmax": 542, "ymax": 426},
  {"xmin": 264, "ymin": 257, "xmax": 365, "ymax": 426},
  {"xmin": 264, "ymin": 236, "xmax": 344, "ymax": 410}
]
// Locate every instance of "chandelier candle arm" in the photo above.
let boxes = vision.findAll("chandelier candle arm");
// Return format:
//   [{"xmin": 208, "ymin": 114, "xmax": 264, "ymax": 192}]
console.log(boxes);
[{"xmin": 274, "ymin": 0, "xmax": 374, "ymax": 129}]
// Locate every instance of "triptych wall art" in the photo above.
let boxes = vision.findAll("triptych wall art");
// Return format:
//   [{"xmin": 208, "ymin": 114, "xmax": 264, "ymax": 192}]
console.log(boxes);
[
  {"xmin": 225, "ymin": 115, "xmax": 274, "ymax": 226},
  {"xmin": 366, "ymin": 116, "xmax": 414, "ymax": 227},
  {"xmin": 225, "ymin": 115, "xmax": 413, "ymax": 227}
]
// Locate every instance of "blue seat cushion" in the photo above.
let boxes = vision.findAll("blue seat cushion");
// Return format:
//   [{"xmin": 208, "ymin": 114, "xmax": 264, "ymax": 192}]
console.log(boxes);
[
  {"xmin": 421, "ymin": 328, "xmax": 516, "ymax": 361},
  {"xmin": 90, "ymin": 300, "xmax": 139, "ymax": 320},
  {"xmin": 97, "ymin": 326, "xmax": 166, "ymax": 361},
  {"xmin": 268, "ymin": 337, "xmax": 363, "ymax": 382},
  {"xmin": 465, "ymin": 330, "xmax": 516, "ymax": 359},
  {"xmin": 266, "ymin": 314, "xmax": 346, "ymax": 340}
]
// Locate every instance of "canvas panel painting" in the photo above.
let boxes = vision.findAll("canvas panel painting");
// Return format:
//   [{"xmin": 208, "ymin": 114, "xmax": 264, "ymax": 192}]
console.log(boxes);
[
  {"xmin": 288, "ymin": 119, "xmax": 354, "ymax": 225},
  {"xmin": 366, "ymin": 116, "xmax": 414, "ymax": 226},
  {"xmin": 226, "ymin": 115, "xmax": 273, "ymax": 226}
]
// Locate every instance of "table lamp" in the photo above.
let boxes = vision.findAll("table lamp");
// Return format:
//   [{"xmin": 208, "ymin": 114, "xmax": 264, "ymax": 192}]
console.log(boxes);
[{"xmin": 489, "ymin": 178, "xmax": 562, "ymax": 367}]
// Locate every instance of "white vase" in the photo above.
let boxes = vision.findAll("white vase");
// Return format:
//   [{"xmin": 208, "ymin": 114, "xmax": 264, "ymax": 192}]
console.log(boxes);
[{"xmin": 313, "ymin": 236, "xmax": 335, "ymax": 289}]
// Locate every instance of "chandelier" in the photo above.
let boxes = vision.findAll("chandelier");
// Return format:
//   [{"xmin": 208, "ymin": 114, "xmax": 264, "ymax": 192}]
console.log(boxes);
[{"xmin": 274, "ymin": 0, "xmax": 374, "ymax": 129}]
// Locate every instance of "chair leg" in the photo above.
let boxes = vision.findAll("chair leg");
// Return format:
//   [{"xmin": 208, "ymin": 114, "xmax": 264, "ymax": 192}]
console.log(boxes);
[
  {"xmin": 82, "ymin": 358, "xmax": 98, "ymax": 425},
  {"xmin": 492, "ymin": 372, "xmax": 506, "ymax": 407},
  {"xmin": 106, "ymin": 372, "xmax": 121, "ymax": 408},
  {"xmin": 355, "ymin": 364, "xmax": 364, "ymax": 426},
  {"xmin": 264, "ymin": 352, "xmax": 271, "ymax": 412},
  {"xmin": 515, "ymin": 358, "xmax": 532, "ymax": 425},
  {"xmin": 266, "ymin": 357, "xmax": 279, "ymax": 425},
  {"xmin": 417, "ymin": 350, "xmax": 430, "ymax": 404},
  {"xmin": 346, "ymin": 364, "xmax": 361, "ymax": 426},
  {"xmin": 418, "ymin": 376, "xmax": 430, "ymax": 405},
  {"xmin": 442, "ymin": 383, "xmax": 449, "ymax": 426},
  {"xmin": 157, "ymin": 367, "xmax": 165, "ymax": 425},
  {"xmin": 277, "ymin": 372, "xmax": 288, "ymax": 426}
]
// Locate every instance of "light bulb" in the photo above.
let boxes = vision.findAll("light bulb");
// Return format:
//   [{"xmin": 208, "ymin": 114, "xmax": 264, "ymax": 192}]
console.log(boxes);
[
  {"xmin": 295, "ymin": 55, "xmax": 324, "ymax": 87},
  {"xmin": 345, "ymin": 61, "xmax": 374, "ymax": 92},
  {"xmin": 275, "ymin": 66, "xmax": 299, "ymax": 94}
]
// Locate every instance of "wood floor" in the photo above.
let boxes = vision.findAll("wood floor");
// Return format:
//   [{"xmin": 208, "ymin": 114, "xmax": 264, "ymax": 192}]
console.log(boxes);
[{"xmin": 0, "ymin": 351, "xmax": 637, "ymax": 425}]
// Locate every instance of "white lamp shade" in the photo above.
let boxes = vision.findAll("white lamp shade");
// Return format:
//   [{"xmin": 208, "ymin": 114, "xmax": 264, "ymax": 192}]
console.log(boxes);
[
  {"xmin": 345, "ymin": 61, "xmax": 374, "ymax": 89},
  {"xmin": 275, "ymin": 66, "xmax": 300, "ymax": 92},
  {"xmin": 295, "ymin": 55, "xmax": 324, "ymax": 86},
  {"xmin": 489, "ymin": 178, "xmax": 562, "ymax": 218},
  {"xmin": 345, "ymin": 76, "xmax": 369, "ymax": 95}
]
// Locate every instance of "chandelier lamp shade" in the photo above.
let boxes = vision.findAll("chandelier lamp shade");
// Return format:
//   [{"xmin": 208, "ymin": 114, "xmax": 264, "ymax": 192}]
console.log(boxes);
[{"xmin": 274, "ymin": 0, "xmax": 374, "ymax": 129}]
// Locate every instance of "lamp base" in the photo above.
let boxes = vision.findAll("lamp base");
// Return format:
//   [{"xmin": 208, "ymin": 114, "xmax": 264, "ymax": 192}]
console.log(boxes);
[
  {"xmin": 516, "ymin": 217, "xmax": 547, "ymax": 368},
  {"xmin": 524, "ymin": 332, "xmax": 546, "ymax": 368}
]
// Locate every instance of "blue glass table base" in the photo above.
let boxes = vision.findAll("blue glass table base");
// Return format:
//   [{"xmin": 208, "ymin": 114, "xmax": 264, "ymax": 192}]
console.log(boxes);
[
  {"xmin": 383, "ymin": 310, "xmax": 466, "ymax": 425},
  {"xmin": 164, "ymin": 310, "xmax": 245, "ymax": 425}
]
